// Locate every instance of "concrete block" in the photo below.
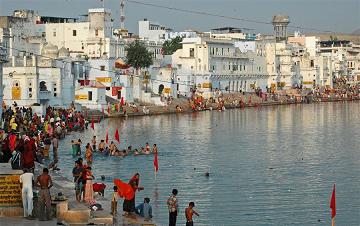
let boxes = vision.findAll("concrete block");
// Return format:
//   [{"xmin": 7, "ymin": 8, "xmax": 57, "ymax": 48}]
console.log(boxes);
[
  {"xmin": 59, "ymin": 209, "xmax": 90, "ymax": 224},
  {"xmin": 89, "ymin": 215, "xmax": 113, "ymax": 225},
  {"xmin": 0, "ymin": 207, "xmax": 23, "ymax": 217},
  {"xmin": 56, "ymin": 201, "xmax": 69, "ymax": 218}
]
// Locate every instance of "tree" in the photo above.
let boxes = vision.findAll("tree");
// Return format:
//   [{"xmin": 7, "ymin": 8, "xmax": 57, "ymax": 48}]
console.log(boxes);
[
  {"xmin": 125, "ymin": 40, "xmax": 153, "ymax": 71},
  {"xmin": 162, "ymin": 36, "xmax": 183, "ymax": 55}
]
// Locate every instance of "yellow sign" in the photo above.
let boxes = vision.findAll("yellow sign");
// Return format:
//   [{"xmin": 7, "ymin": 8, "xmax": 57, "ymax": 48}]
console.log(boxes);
[
  {"xmin": 250, "ymin": 84, "xmax": 255, "ymax": 89},
  {"xmin": 12, "ymin": 87, "xmax": 21, "ymax": 100},
  {"xmin": 96, "ymin": 77, "xmax": 112, "ymax": 83},
  {"xmin": 277, "ymin": 82, "xmax": 286, "ymax": 87},
  {"xmin": 202, "ymin": 83, "xmax": 212, "ymax": 88},
  {"xmin": 0, "ymin": 175, "xmax": 22, "ymax": 207},
  {"xmin": 75, "ymin": 94, "xmax": 88, "ymax": 100},
  {"xmin": 303, "ymin": 81, "xmax": 314, "ymax": 85},
  {"xmin": 270, "ymin": 83, "xmax": 276, "ymax": 88},
  {"xmin": 164, "ymin": 88, "xmax": 171, "ymax": 94}
]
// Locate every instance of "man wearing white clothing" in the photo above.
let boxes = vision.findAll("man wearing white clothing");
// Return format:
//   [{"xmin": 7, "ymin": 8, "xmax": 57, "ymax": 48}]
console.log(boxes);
[{"xmin": 19, "ymin": 168, "xmax": 34, "ymax": 219}]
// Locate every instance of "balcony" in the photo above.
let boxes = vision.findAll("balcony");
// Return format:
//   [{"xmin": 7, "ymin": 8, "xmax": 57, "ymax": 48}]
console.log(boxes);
[
  {"xmin": 210, "ymin": 53, "xmax": 248, "ymax": 59},
  {"xmin": 39, "ymin": 90, "xmax": 51, "ymax": 100}
]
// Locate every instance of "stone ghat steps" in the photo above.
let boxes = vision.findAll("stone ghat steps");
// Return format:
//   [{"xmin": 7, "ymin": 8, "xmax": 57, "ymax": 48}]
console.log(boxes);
[{"xmin": 35, "ymin": 163, "xmax": 159, "ymax": 226}]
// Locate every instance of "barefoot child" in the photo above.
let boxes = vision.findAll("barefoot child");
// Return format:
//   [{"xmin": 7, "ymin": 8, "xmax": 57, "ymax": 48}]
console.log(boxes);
[{"xmin": 185, "ymin": 202, "xmax": 199, "ymax": 226}]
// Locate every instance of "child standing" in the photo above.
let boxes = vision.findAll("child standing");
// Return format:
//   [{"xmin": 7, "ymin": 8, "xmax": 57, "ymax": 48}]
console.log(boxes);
[
  {"xmin": 185, "ymin": 202, "xmax": 199, "ymax": 226},
  {"xmin": 111, "ymin": 186, "xmax": 119, "ymax": 215}
]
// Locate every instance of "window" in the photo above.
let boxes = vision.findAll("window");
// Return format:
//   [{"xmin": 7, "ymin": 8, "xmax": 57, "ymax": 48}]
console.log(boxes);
[
  {"xmin": 222, "ymin": 48, "xmax": 224, "ymax": 55},
  {"xmin": 310, "ymin": 60, "xmax": 314, "ymax": 67},
  {"xmin": 73, "ymin": 30, "xmax": 77, "ymax": 36},
  {"xmin": 100, "ymin": 65, "xmax": 105, "ymax": 71},
  {"xmin": 95, "ymin": 29, "xmax": 99, "ymax": 36},
  {"xmin": 53, "ymin": 31, "xmax": 56, "ymax": 37},
  {"xmin": 212, "ymin": 65, "xmax": 216, "ymax": 70},
  {"xmin": 88, "ymin": 91, "xmax": 93, "ymax": 101},
  {"xmin": 53, "ymin": 83, "xmax": 57, "ymax": 97},
  {"xmin": 28, "ymin": 88, "xmax": 32, "ymax": 92},
  {"xmin": 189, "ymin": 48, "xmax": 194, "ymax": 57}
]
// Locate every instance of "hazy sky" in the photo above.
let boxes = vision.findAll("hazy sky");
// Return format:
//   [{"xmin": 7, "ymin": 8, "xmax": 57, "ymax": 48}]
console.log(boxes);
[{"xmin": 0, "ymin": 0, "xmax": 359, "ymax": 34}]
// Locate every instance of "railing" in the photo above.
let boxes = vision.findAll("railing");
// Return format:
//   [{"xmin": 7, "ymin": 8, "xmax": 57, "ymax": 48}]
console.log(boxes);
[{"xmin": 39, "ymin": 90, "xmax": 51, "ymax": 100}]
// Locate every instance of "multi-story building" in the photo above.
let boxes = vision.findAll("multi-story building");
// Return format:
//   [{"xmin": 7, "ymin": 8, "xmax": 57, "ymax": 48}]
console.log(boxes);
[
  {"xmin": 41, "ymin": 8, "xmax": 125, "ymax": 59},
  {"xmin": 172, "ymin": 36, "xmax": 269, "ymax": 97},
  {"xmin": 2, "ymin": 43, "xmax": 85, "ymax": 108}
]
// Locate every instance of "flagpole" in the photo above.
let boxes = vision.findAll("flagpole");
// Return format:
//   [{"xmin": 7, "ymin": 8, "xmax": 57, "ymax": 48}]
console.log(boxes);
[
  {"xmin": 154, "ymin": 167, "xmax": 157, "ymax": 180},
  {"xmin": 332, "ymin": 218, "xmax": 335, "ymax": 226}
]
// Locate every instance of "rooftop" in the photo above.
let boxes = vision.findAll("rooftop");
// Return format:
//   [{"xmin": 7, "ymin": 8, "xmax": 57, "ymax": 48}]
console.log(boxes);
[{"xmin": 211, "ymin": 27, "xmax": 243, "ymax": 34}]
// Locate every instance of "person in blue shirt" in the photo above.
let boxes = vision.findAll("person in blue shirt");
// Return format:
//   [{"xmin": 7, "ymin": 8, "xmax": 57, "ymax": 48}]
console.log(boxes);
[{"xmin": 135, "ymin": 197, "xmax": 152, "ymax": 220}]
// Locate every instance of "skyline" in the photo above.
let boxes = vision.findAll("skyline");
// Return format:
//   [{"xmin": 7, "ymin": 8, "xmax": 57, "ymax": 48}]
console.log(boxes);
[{"xmin": 0, "ymin": 0, "xmax": 359, "ymax": 35}]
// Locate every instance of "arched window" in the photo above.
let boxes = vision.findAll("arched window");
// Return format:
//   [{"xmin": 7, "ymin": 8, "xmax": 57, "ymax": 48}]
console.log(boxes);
[{"xmin": 40, "ymin": 81, "xmax": 47, "ymax": 91}]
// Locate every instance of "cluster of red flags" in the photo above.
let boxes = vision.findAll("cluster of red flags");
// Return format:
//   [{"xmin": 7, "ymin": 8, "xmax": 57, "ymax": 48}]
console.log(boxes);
[{"xmin": 105, "ymin": 128, "xmax": 120, "ymax": 144}]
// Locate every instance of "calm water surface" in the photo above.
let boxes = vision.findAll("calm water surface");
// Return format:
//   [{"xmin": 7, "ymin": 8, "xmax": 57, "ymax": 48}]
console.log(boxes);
[{"xmin": 57, "ymin": 102, "xmax": 360, "ymax": 226}]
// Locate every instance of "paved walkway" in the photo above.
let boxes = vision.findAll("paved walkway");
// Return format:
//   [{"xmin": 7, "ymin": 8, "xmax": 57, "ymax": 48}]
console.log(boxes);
[{"xmin": 0, "ymin": 217, "xmax": 57, "ymax": 226}]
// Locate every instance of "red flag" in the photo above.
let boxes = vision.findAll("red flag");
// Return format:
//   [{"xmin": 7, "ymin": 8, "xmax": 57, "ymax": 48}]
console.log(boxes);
[
  {"xmin": 114, "ymin": 128, "xmax": 120, "ymax": 143},
  {"xmin": 106, "ymin": 130, "xmax": 109, "ymax": 144},
  {"xmin": 120, "ymin": 97, "xmax": 125, "ymax": 106},
  {"xmin": 330, "ymin": 184, "xmax": 336, "ymax": 219},
  {"xmin": 90, "ymin": 116, "xmax": 94, "ymax": 130},
  {"xmin": 154, "ymin": 153, "xmax": 159, "ymax": 172}
]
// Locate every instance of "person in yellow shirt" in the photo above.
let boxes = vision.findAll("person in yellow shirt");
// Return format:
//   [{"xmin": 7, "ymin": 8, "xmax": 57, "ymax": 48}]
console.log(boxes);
[{"xmin": 11, "ymin": 121, "xmax": 18, "ymax": 132}]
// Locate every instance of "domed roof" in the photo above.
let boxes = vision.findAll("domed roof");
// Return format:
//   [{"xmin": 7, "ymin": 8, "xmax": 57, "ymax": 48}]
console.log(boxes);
[
  {"xmin": 41, "ymin": 43, "xmax": 59, "ymax": 58},
  {"xmin": 272, "ymin": 15, "xmax": 290, "ymax": 24},
  {"xmin": 58, "ymin": 46, "xmax": 70, "ymax": 58}
]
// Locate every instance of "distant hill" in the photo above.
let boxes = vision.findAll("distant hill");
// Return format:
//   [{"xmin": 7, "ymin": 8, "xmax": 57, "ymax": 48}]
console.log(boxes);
[{"xmin": 352, "ymin": 28, "xmax": 360, "ymax": 35}]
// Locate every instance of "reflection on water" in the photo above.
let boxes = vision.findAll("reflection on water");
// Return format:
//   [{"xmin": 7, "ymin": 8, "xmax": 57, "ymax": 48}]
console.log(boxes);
[{"xmin": 57, "ymin": 102, "xmax": 360, "ymax": 225}]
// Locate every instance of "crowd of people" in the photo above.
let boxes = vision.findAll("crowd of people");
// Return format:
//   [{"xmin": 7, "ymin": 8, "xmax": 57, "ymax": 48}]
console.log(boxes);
[
  {"xmin": 72, "ymin": 136, "xmax": 158, "ymax": 164},
  {"xmin": 0, "ymin": 104, "xmax": 87, "ymax": 170},
  {"xmin": 0, "ymin": 103, "xmax": 89, "ymax": 221}
]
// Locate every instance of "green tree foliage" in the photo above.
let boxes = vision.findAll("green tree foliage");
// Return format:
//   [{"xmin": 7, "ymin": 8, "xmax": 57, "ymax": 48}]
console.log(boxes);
[
  {"xmin": 125, "ymin": 40, "xmax": 153, "ymax": 69},
  {"xmin": 162, "ymin": 36, "xmax": 183, "ymax": 55}
]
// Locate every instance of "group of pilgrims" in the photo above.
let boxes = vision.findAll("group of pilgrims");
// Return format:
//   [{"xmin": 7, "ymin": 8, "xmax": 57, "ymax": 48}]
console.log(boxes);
[{"xmin": 71, "ymin": 137, "xmax": 158, "ymax": 165}]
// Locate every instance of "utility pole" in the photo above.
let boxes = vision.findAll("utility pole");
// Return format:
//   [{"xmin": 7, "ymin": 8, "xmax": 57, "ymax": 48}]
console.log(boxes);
[
  {"xmin": 120, "ymin": 0, "xmax": 125, "ymax": 30},
  {"xmin": 0, "ymin": 45, "xmax": 8, "ymax": 124}
]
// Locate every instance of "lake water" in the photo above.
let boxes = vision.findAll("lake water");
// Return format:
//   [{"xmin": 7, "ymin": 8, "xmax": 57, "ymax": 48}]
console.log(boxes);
[{"xmin": 57, "ymin": 102, "xmax": 360, "ymax": 226}]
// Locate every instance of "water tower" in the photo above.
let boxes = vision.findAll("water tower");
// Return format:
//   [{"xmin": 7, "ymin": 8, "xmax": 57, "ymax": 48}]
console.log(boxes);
[{"xmin": 272, "ymin": 15, "xmax": 290, "ymax": 42}]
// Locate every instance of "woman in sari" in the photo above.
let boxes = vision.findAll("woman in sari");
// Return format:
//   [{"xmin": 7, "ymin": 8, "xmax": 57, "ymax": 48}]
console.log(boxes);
[
  {"xmin": 123, "ymin": 173, "xmax": 144, "ymax": 215},
  {"xmin": 84, "ymin": 166, "xmax": 95, "ymax": 204}
]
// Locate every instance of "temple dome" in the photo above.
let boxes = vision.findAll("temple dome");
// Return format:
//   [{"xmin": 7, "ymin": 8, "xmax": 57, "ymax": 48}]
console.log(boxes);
[
  {"xmin": 58, "ymin": 47, "xmax": 70, "ymax": 58},
  {"xmin": 41, "ymin": 43, "xmax": 59, "ymax": 58}
]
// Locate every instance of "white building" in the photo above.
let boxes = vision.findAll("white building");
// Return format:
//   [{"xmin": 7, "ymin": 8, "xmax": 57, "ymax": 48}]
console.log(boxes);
[
  {"xmin": 172, "ymin": 36, "xmax": 270, "ymax": 98},
  {"xmin": 2, "ymin": 44, "xmax": 82, "ymax": 108},
  {"xmin": 138, "ymin": 19, "xmax": 171, "ymax": 42},
  {"xmin": 42, "ymin": 8, "xmax": 125, "ymax": 59}
]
